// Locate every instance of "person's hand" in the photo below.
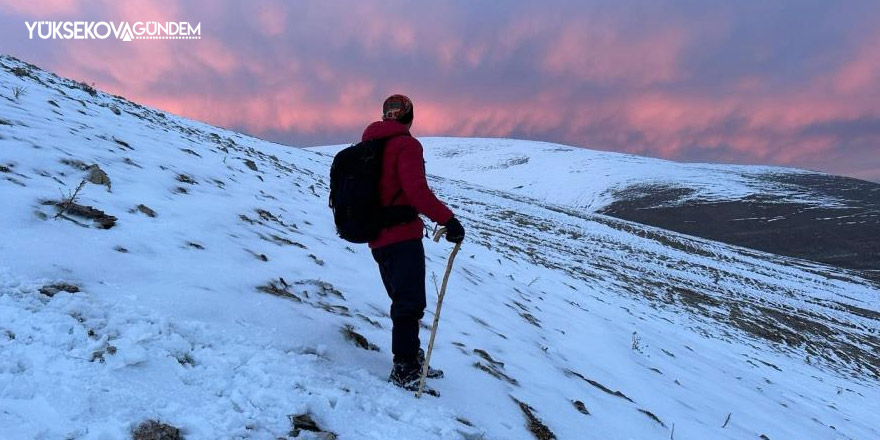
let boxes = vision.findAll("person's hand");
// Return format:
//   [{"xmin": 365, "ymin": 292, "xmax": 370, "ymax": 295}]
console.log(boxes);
[{"xmin": 443, "ymin": 216, "xmax": 465, "ymax": 243}]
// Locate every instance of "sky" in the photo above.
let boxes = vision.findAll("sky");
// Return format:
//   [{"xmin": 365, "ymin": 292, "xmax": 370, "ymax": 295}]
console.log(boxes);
[{"xmin": 1, "ymin": 0, "xmax": 878, "ymax": 182}]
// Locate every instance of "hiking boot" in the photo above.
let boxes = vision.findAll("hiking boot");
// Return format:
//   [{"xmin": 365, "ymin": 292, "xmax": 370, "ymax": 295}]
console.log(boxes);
[
  {"xmin": 388, "ymin": 359, "xmax": 439, "ymax": 396},
  {"xmin": 417, "ymin": 349, "xmax": 444, "ymax": 379},
  {"xmin": 389, "ymin": 359, "xmax": 421, "ymax": 390}
]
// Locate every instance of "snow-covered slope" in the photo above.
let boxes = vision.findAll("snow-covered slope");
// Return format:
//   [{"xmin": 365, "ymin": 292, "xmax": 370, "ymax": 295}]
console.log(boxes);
[
  {"xmin": 2, "ymin": 55, "xmax": 879, "ymax": 440},
  {"xmin": 314, "ymin": 138, "xmax": 819, "ymax": 212},
  {"xmin": 315, "ymin": 139, "xmax": 880, "ymax": 279}
]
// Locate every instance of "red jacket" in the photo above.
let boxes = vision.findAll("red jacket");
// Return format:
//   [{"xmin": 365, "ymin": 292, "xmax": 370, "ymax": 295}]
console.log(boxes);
[{"xmin": 362, "ymin": 120, "xmax": 454, "ymax": 249}]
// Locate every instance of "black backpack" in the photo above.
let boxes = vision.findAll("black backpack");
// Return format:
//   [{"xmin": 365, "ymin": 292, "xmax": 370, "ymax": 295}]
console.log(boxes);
[{"xmin": 329, "ymin": 137, "xmax": 417, "ymax": 243}]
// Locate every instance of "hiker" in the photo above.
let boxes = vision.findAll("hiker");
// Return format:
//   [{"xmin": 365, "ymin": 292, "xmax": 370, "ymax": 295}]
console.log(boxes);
[{"xmin": 363, "ymin": 94, "xmax": 465, "ymax": 391}]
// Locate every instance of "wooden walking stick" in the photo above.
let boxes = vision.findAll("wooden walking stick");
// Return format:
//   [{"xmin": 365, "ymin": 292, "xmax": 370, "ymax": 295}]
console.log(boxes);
[{"xmin": 415, "ymin": 227, "xmax": 461, "ymax": 398}]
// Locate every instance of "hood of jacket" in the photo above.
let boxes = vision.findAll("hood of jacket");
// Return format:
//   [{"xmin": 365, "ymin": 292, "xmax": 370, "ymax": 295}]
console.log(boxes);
[{"xmin": 362, "ymin": 120, "xmax": 411, "ymax": 142}]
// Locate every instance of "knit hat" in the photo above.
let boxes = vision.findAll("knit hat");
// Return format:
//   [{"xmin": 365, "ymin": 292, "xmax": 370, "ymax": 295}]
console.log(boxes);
[{"xmin": 382, "ymin": 94, "xmax": 414, "ymax": 124}]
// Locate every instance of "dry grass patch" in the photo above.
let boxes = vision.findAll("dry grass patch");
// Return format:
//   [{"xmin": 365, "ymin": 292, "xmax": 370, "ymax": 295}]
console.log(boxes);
[
  {"xmin": 134, "ymin": 204, "xmax": 157, "ymax": 217},
  {"xmin": 288, "ymin": 413, "xmax": 336, "ymax": 439},
  {"xmin": 341, "ymin": 325, "xmax": 379, "ymax": 351},
  {"xmin": 512, "ymin": 397, "xmax": 556, "ymax": 440},
  {"xmin": 131, "ymin": 419, "xmax": 183, "ymax": 440},
  {"xmin": 39, "ymin": 282, "xmax": 80, "ymax": 297}
]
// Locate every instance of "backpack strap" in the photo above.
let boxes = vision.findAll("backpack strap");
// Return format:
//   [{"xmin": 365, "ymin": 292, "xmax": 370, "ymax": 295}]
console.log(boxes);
[{"xmin": 389, "ymin": 189, "xmax": 404, "ymax": 206}]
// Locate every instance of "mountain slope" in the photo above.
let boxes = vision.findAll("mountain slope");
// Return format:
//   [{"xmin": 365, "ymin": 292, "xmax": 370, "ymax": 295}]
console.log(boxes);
[
  {"xmin": 2, "ymin": 55, "xmax": 879, "ymax": 440},
  {"xmin": 386, "ymin": 137, "xmax": 880, "ymax": 282}
]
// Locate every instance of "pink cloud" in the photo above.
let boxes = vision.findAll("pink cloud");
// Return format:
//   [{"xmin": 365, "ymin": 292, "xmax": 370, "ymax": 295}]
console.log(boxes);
[
  {"xmin": 256, "ymin": 2, "xmax": 286, "ymax": 37},
  {"xmin": 833, "ymin": 31, "xmax": 880, "ymax": 95},
  {"xmin": 6, "ymin": 1, "xmax": 877, "ymax": 181},
  {"xmin": 108, "ymin": 0, "xmax": 181, "ymax": 23},
  {"xmin": 542, "ymin": 19, "xmax": 688, "ymax": 85},
  {"xmin": 0, "ymin": 0, "xmax": 81, "ymax": 17}
]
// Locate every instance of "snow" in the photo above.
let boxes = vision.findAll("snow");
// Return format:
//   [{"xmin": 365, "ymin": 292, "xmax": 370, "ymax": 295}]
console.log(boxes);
[
  {"xmin": 2, "ymin": 55, "xmax": 879, "ymax": 439},
  {"xmin": 316, "ymin": 138, "xmax": 827, "ymax": 212}
]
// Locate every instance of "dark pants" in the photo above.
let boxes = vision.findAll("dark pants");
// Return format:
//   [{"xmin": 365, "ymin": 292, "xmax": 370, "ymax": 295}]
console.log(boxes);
[{"xmin": 371, "ymin": 239, "xmax": 426, "ymax": 363}]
